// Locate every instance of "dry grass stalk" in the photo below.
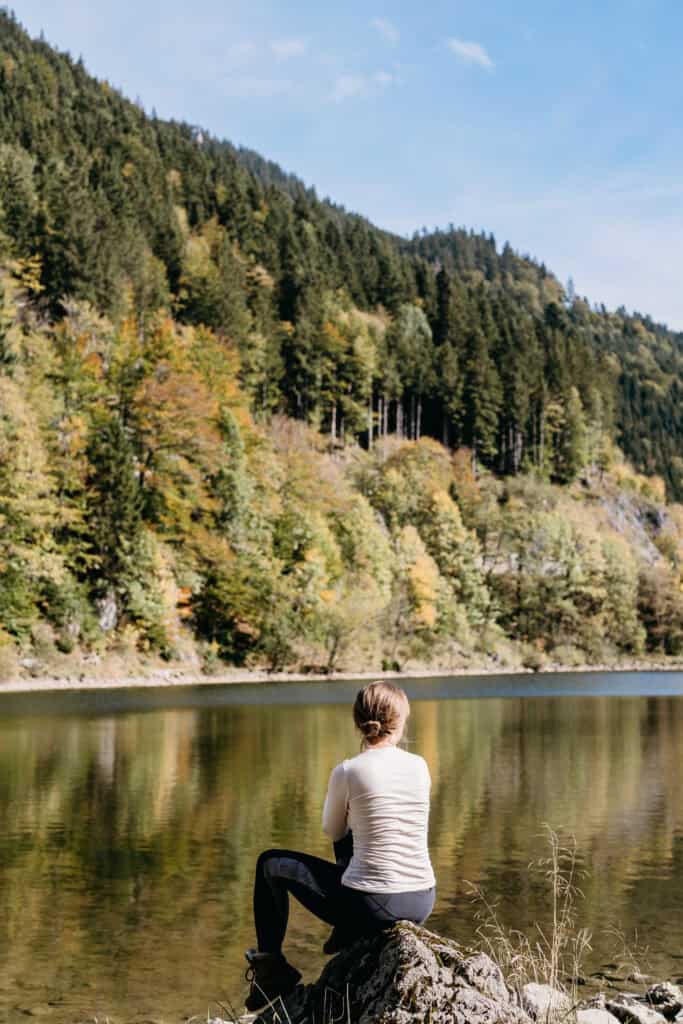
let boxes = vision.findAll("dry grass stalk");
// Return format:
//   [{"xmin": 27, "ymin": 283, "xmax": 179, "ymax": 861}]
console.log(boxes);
[{"xmin": 467, "ymin": 824, "xmax": 592, "ymax": 1017}]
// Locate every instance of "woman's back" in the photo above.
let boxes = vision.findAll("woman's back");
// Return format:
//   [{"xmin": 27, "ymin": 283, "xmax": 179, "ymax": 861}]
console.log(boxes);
[
  {"xmin": 324, "ymin": 745, "xmax": 435, "ymax": 893},
  {"xmin": 247, "ymin": 682, "xmax": 435, "ymax": 1012}
]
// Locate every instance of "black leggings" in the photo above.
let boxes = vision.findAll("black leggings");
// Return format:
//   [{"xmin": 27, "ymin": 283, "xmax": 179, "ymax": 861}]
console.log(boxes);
[{"xmin": 253, "ymin": 839, "xmax": 435, "ymax": 954}]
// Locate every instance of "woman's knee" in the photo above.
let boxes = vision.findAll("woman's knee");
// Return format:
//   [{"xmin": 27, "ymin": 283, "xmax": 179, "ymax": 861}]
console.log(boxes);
[
  {"xmin": 257, "ymin": 848, "xmax": 279, "ymax": 867},
  {"xmin": 256, "ymin": 848, "xmax": 284, "ymax": 876},
  {"xmin": 256, "ymin": 848, "xmax": 309, "ymax": 884}
]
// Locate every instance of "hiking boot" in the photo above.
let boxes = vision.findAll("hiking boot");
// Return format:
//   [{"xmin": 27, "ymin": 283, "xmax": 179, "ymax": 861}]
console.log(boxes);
[{"xmin": 244, "ymin": 949, "xmax": 302, "ymax": 1012}]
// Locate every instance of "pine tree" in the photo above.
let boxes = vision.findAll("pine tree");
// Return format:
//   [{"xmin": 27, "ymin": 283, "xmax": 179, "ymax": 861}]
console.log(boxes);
[
  {"xmin": 85, "ymin": 411, "xmax": 144, "ymax": 602},
  {"xmin": 553, "ymin": 386, "xmax": 588, "ymax": 483},
  {"xmin": 461, "ymin": 321, "xmax": 502, "ymax": 464}
]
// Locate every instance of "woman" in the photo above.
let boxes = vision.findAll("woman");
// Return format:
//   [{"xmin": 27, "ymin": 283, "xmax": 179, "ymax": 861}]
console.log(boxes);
[{"xmin": 244, "ymin": 681, "xmax": 436, "ymax": 1011}]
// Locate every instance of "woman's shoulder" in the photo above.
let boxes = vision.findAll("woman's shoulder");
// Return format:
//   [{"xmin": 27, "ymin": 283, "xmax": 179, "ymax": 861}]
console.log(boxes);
[
  {"xmin": 397, "ymin": 747, "xmax": 431, "ymax": 773},
  {"xmin": 346, "ymin": 746, "xmax": 430, "ymax": 773}
]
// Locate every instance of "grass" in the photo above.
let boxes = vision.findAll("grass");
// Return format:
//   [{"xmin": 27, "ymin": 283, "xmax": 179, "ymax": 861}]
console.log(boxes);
[
  {"xmin": 467, "ymin": 825, "xmax": 593, "ymax": 1018},
  {"xmin": 602, "ymin": 925, "xmax": 651, "ymax": 982},
  {"xmin": 204, "ymin": 981, "xmax": 353, "ymax": 1024}
]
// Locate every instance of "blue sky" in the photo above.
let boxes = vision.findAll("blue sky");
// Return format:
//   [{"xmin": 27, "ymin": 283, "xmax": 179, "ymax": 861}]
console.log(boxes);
[{"xmin": 15, "ymin": 1, "xmax": 683, "ymax": 329}]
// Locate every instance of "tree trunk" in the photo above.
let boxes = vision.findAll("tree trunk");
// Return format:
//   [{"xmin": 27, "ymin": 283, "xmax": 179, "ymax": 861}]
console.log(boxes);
[
  {"xmin": 417, "ymin": 396, "xmax": 422, "ymax": 440},
  {"xmin": 368, "ymin": 395, "xmax": 373, "ymax": 449},
  {"xmin": 326, "ymin": 632, "xmax": 341, "ymax": 674},
  {"xmin": 514, "ymin": 426, "xmax": 523, "ymax": 473},
  {"xmin": 331, "ymin": 402, "xmax": 337, "ymax": 444}
]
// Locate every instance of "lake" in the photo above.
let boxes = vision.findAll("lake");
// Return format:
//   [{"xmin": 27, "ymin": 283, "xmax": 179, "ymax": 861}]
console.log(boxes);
[{"xmin": 1, "ymin": 671, "xmax": 683, "ymax": 1023}]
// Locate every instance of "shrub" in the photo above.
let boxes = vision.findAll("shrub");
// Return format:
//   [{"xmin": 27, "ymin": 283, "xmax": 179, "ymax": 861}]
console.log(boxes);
[
  {"xmin": 550, "ymin": 643, "xmax": 586, "ymax": 668},
  {"xmin": 520, "ymin": 643, "xmax": 548, "ymax": 671},
  {"xmin": 0, "ymin": 629, "xmax": 19, "ymax": 682}
]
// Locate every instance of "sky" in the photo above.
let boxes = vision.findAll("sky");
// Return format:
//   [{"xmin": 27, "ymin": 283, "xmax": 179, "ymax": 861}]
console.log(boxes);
[{"xmin": 14, "ymin": 0, "xmax": 683, "ymax": 330}]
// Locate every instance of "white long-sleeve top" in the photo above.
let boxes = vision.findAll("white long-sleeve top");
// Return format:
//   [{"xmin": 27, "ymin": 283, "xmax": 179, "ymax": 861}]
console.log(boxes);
[{"xmin": 322, "ymin": 745, "xmax": 436, "ymax": 893}]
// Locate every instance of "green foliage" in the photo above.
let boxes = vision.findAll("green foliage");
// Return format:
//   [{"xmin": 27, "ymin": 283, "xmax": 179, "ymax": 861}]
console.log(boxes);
[
  {"xmin": 0, "ymin": 374, "xmax": 64, "ymax": 637},
  {"xmin": 638, "ymin": 564, "xmax": 683, "ymax": 656},
  {"xmin": 177, "ymin": 219, "xmax": 250, "ymax": 338},
  {"xmin": 212, "ymin": 408, "xmax": 253, "ymax": 542},
  {"xmin": 191, "ymin": 553, "xmax": 263, "ymax": 665},
  {"xmin": 85, "ymin": 411, "xmax": 144, "ymax": 590},
  {"xmin": 552, "ymin": 387, "xmax": 588, "ymax": 484},
  {"xmin": 0, "ymin": 143, "xmax": 37, "ymax": 254},
  {"xmin": 418, "ymin": 489, "xmax": 491, "ymax": 626},
  {"xmin": 0, "ymin": 627, "xmax": 19, "ymax": 681}
]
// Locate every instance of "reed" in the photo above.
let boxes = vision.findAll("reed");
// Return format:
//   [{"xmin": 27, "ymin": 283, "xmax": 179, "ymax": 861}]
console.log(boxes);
[{"xmin": 468, "ymin": 825, "xmax": 593, "ymax": 1015}]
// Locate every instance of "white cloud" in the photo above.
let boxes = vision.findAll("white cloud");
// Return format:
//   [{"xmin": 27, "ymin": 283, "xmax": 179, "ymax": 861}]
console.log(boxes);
[
  {"xmin": 331, "ymin": 70, "xmax": 395, "ymax": 102},
  {"xmin": 447, "ymin": 38, "xmax": 494, "ymax": 69},
  {"xmin": 270, "ymin": 38, "xmax": 308, "ymax": 60},
  {"xmin": 371, "ymin": 17, "xmax": 399, "ymax": 45}
]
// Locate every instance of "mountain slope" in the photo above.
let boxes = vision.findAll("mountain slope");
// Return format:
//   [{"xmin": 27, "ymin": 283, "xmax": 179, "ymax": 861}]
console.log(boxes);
[
  {"xmin": 0, "ymin": 13, "xmax": 682, "ymax": 675},
  {"xmin": 0, "ymin": 10, "xmax": 681, "ymax": 500}
]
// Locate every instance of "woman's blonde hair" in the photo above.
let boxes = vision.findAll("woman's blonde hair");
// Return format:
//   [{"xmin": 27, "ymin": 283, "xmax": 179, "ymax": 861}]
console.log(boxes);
[{"xmin": 353, "ymin": 681, "xmax": 409, "ymax": 745}]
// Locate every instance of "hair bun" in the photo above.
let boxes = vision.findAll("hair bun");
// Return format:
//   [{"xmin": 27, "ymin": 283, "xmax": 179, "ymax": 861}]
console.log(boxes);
[
  {"xmin": 361, "ymin": 719, "xmax": 383, "ymax": 739},
  {"xmin": 353, "ymin": 682, "xmax": 409, "ymax": 747}
]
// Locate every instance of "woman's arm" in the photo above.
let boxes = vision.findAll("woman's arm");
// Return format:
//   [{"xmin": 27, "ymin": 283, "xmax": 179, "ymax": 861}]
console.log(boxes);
[{"xmin": 322, "ymin": 763, "xmax": 349, "ymax": 841}]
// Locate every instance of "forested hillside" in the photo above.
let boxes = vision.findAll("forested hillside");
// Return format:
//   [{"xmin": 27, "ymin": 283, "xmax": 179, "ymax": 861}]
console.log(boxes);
[
  {"xmin": 0, "ymin": 10, "xmax": 681, "ymax": 678},
  {"xmin": 1, "ymin": 10, "xmax": 682, "ymax": 495}
]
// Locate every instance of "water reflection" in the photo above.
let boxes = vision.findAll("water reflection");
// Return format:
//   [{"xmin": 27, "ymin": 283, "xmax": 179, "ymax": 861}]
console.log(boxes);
[{"xmin": 1, "ymin": 682, "xmax": 683, "ymax": 1022}]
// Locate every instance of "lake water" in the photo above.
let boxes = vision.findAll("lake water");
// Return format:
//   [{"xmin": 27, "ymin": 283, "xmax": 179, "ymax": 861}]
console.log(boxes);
[{"xmin": 1, "ymin": 671, "xmax": 683, "ymax": 1023}]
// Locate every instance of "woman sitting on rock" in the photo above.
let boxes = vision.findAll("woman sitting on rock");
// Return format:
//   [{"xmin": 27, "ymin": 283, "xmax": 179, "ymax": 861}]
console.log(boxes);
[{"xmin": 245, "ymin": 680, "xmax": 436, "ymax": 1011}]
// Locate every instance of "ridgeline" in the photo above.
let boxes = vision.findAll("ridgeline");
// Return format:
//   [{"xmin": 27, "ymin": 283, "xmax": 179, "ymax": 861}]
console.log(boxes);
[{"xmin": 0, "ymin": 10, "xmax": 681, "ymax": 679}]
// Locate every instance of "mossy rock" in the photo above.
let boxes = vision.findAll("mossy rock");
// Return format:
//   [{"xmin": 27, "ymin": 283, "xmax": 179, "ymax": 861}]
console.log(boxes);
[{"xmin": 258, "ymin": 921, "xmax": 533, "ymax": 1024}]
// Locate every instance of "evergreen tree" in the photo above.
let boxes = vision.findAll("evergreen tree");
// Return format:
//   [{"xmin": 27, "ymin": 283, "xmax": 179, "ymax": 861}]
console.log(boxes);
[
  {"xmin": 461, "ymin": 320, "xmax": 502, "ymax": 464},
  {"xmin": 85, "ymin": 412, "xmax": 144, "ymax": 615},
  {"xmin": 553, "ymin": 386, "xmax": 588, "ymax": 483}
]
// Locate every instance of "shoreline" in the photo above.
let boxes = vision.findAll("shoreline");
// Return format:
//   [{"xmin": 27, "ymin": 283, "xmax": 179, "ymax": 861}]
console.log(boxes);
[{"xmin": 0, "ymin": 657, "xmax": 682, "ymax": 695}]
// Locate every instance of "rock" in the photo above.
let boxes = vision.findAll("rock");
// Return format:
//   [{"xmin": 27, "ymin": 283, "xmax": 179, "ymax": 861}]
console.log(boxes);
[
  {"xmin": 579, "ymin": 995, "xmax": 609, "ymax": 1011},
  {"xmin": 259, "ymin": 922, "xmax": 533, "ymax": 1024},
  {"xmin": 18, "ymin": 657, "xmax": 43, "ymax": 678},
  {"xmin": 629, "ymin": 974, "xmax": 651, "ymax": 986},
  {"xmin": 646, "ymin": 985, "xmax": 683, "ymax": 1021},
  {"xmin": 521, "ymin": 983, "xmax": 572, "ymax": 1020},
  {"xmin": 577, "ymin": 1011, "xmax": 621, "ymax": 1024},
  {"xmin": 96, "ymin": 588, "xmax": 118, "ymax": 632},
  {"xmin": 606, "ymin": 994, "xmax": 668, "ymax": 1024},
  {"xmin": 460, "ymin": 951, "xmax": 514, "ymax": 1005}
]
